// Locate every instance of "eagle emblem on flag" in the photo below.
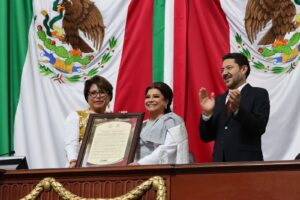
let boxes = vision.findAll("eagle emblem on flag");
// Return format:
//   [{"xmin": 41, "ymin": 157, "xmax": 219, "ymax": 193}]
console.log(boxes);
[
  {"xmin": 245, "ymin": 0, "xmax": 296, "ymax": 46},
  {"xmin": 36, "ymin": 0, "xmax": 117, "ymax": 83},
  {"xmin": 61, "ymin": 0, "xmax": 105, "ymax": 53},
  {"xmin": 234, "ymin": 0, "xmax": 300, "ymax": 74}
]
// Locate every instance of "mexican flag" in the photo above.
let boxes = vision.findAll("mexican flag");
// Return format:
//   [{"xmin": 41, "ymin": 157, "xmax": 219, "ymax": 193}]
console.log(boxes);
[{"xmin": 1, "ymin": 0, "xmax": 300, "ymax": 169}]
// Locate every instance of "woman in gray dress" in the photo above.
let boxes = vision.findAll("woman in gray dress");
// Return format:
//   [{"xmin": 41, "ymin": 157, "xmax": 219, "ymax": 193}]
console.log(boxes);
[{"xmin": 134, "ymin": 82, "xmax": 189, "ymax": 165}]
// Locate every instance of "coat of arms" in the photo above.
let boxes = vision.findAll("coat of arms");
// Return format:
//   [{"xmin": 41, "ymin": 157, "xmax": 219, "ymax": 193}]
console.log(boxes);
[
  {"xmin": 36, "ymin": 0, "xmax": 117, "ymax": 83},
  {"xmin": 235, "ymin": 0, "xmax": 300, "ymax": 74}
]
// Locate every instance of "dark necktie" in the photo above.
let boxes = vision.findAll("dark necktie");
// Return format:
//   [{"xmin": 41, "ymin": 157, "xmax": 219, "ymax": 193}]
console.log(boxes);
[{"xmin": 226, "ymin": 101, "xmax": 231, "ymax": 116}]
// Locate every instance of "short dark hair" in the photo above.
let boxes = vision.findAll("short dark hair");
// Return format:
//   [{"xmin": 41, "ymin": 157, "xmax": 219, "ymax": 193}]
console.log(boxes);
[
  {"xmin": 84, "ymin": 75, "xmax": 113, "ymax": 102},
  {"xmin": 145, "ymin": 82, "xmax": 173, "ymax": 113},
  {"xmin": 222, "ymin": 53, "xmax": 251, "ymax": 78}
]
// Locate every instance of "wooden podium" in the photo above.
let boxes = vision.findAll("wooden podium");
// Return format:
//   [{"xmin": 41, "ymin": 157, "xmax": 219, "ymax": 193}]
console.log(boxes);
[{"xmin": 1, "ymin": 160, "xmax": 300, "ymax": 199}]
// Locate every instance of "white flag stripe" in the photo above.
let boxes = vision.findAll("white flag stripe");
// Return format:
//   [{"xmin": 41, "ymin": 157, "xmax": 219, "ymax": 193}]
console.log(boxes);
[{"xmin": 164, "ymin": 0, "xmax": 174, "ymax": 89}]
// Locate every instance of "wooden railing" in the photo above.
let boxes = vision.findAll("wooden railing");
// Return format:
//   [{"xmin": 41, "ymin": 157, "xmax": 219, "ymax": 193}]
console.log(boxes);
[{"xmin": 1, "ymin": 161, "xmax": 300, "ymax": 200}]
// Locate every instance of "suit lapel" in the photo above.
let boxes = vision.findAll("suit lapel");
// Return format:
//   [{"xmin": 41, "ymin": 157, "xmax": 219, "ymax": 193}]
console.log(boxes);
[{"xmin": 240, "ymin": 83, "xmax": 251, "ymax": 103}]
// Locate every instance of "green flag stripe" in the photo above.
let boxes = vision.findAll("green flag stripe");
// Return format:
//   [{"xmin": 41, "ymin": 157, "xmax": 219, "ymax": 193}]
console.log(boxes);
[
  {"xmin": 0, "ymin": 0, "xmax": 33, "ymax": 155},
  {"xmin": 0, "ymin": 0, "xmax": 10, "ymax": 155},
  {"xmin": 10, "ymin": 0, "xmax": 33, "ymax": 153},
  {"xmin": 153, "ymin": 0, "xmax": 165, "ymax": 82}
]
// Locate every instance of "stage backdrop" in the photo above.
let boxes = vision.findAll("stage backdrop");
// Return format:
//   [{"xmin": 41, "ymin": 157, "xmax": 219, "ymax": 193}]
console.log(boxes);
[{"xmin": 1, "ymin": 0, "xmax": 300, "ymax": 168}]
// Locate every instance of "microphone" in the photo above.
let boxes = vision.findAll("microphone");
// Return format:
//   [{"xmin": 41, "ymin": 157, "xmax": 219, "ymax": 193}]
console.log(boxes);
[{"xmin": 0, "ymin": 150, "xmax": 15, "ymax": 157}]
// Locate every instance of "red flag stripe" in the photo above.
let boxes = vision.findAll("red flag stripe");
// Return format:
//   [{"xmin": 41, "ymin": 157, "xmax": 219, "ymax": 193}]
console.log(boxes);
[
  {"xmin": 184, "ymin": 0, "xmax": 229, "ymax": 162},
  {"xmin": 114, "ymin": 0, "xmax": 153, "ymax": 115},
  {"xmin": 173, "ymin": 0, "xmax": 187, "ymax": 117}
]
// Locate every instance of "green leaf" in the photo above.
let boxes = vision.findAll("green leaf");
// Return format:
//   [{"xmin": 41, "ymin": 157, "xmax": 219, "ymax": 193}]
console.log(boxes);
[
  {"xmin": 51, "ymin": 74, "xmax": 59, "ymax": 79},
  {"xmin": 39, "ymin": 64, "xmax": 53, "ymax": 76},
  {"xmin": 271, "ymin": 67, "xmax": 287, "ymax": 74},
  {"xmin": 287, "ymin": 32, "xmax": 300, "ymax": 47},
  {"xmin": 109, "ymin": 37, "xmax": 117, "ymax": 49},
  {"xmin": 235, "ymin": 34, "xmax": 242, "ymax": 45},
  {"xmin": 87, "ymin": 68, "xmax": 99, "ymax": 76},
  {"xmin": 65, "ymin": 75, "xmax": 81, "ymax": 82},
  {"xmin": 101, "ymin": 53, "xmax": 112, "ymax": 64},
  {"xmin": 241, "ymin": 48, "xmax": 251, "ymax": 59},
  {"xmin": 252, "ymin": 61, "xmax": 265, "ymax": 70}
]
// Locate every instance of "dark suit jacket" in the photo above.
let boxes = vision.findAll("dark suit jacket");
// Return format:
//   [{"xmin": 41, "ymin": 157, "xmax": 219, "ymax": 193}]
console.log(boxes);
[{"xmin": 199, "ymin": 84, "xmax": 270, "ymax": 162}]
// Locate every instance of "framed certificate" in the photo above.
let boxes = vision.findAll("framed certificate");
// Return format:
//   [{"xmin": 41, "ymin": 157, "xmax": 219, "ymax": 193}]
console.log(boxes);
[{"xmin": 76, "ymin": 112, "xmax": 144, "ymax": 167}]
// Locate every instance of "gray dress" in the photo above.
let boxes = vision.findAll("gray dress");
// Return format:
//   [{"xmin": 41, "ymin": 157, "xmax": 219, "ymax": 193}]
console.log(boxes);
[{"xmin": 135, "ymin": 112, "xmax": 187, "ymax": 164}]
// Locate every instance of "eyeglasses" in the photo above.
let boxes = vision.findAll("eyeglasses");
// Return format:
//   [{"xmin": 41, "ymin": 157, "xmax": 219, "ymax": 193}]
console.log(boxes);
[{"xmin": 88, "ymin": 89, "xmax": 108, "ymax": 98}]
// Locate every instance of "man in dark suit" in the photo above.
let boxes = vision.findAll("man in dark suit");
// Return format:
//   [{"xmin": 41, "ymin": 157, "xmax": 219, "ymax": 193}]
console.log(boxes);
[{"xmin": 199, "ymin": 53, "xmax": 270, "ymax": 162}]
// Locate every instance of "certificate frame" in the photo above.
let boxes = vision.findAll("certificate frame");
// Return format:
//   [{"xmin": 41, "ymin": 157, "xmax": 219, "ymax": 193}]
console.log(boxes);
[{"xmin": 76, "ymin": 112, "xmax": 144, "ymax": 167}]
